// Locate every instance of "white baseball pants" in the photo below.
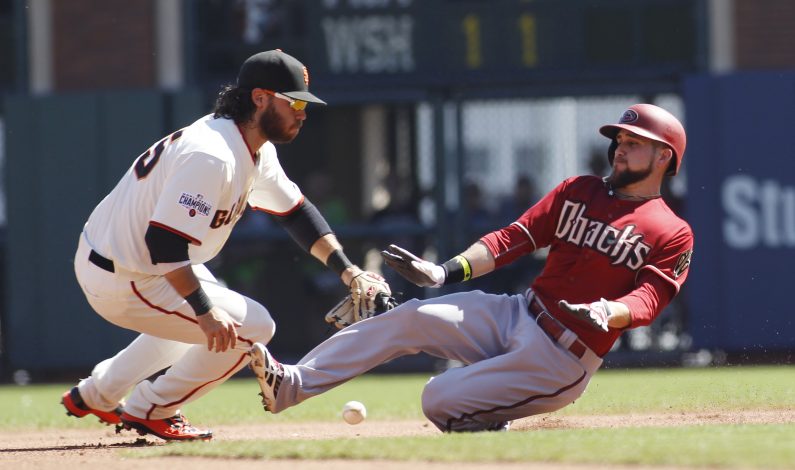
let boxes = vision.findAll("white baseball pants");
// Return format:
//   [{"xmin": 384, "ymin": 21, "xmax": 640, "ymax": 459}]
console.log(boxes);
[{"xmin": 73, "ymin": 232, "xmax": 275, "ymax": 419}]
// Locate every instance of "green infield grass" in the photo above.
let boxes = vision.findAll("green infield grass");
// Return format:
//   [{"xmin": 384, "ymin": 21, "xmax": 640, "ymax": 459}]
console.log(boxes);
[
  {"xmin": 1, "ymin": 365, "xmax": 793, "ymax": 467},
  {"xmin": 136, "ymin": 424, "xmax": 794, "ymax": 468}
]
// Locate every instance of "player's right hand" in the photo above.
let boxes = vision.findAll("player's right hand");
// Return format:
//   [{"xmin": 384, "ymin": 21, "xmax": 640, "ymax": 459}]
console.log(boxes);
[
  {"xmin": 558, "ymin": 298, "xmax": 611, "ymax": 332},
  {"xmin": 196, "ymin": 307, "xmax": 242, "ymax": 352},
  {"xmin": 380, "ymin": 244, "xmax": 446, "ymax": 288}
]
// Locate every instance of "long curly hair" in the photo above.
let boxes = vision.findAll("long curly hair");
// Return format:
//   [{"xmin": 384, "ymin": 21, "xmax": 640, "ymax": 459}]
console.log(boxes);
[{"xmin": 212, "ymin": 85, "xmax": 256, "ymax": 124}]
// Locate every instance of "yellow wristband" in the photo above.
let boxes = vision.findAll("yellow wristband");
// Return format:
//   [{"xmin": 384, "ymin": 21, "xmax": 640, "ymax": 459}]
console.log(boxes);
[
  {"xmin": 455, "ymin": 255, "xmax": 472, "ymax": 281},
  {"xmin": 442, "ymin": 255, "xmax": 472, "ymax": 284}
]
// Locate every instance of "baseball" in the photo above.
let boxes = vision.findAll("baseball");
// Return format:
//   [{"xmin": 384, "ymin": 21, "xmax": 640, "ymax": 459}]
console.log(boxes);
[{"xmin": 341, "ymin": 400, "xmax": 367, "ymax": 425}]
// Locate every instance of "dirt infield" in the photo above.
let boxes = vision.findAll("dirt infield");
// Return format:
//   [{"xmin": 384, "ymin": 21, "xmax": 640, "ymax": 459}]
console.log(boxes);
[{"xmin": 1, "ymin": 410, "xmax": 791, "ymax": 470}]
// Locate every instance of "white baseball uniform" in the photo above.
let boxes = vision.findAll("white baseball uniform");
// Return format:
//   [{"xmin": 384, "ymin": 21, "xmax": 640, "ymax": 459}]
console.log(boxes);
[{"xmin": 74, "ymin": 114, "xmax": 302, "ymax": 419}]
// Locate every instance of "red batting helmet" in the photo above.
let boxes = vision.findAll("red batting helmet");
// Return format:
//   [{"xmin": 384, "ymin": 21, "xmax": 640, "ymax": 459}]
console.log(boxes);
[{"xmin": 599, "ymin": 104, "xmax": 686, "ymax": 176}]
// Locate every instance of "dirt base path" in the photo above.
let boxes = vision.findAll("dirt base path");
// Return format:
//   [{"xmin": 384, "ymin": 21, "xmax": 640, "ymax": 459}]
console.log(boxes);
[{"xmin": 1, "ymin": 410, "xmax": 791, "ymax": 470}]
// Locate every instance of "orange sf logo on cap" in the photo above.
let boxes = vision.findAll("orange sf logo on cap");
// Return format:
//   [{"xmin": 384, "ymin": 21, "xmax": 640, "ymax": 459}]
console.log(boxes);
[{"xmin": 303, "ymin": 66, "xmax": 309, "ymax": 86}]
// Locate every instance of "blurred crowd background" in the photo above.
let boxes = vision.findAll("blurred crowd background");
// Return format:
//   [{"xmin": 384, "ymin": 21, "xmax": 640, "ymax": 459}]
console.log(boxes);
[{"xmin": 0, "ymin": 0, "xmax": 793, "ymax": 382}]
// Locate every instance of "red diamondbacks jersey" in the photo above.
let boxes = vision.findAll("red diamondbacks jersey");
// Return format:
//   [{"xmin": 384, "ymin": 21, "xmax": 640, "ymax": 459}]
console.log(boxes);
[
  {"xmin": 83, "ymin": 114, "xmax": 303, "ymax": 275},
  {"xmin": 480, "ymin": 175, "xmax": 694, "ymax": 356}
]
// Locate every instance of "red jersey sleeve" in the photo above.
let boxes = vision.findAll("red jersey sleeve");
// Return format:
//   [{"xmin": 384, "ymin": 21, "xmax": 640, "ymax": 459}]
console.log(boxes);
[
  {"xmin": 618, "ymin": 225, "xmax": 694, "ymax": 327},
  {"xmin": 638, "ymin": 226, "xmax": 694, "ymax": 294},
  {"xmin": 481, "ymin": 177, "xmax": 577, "ymax": 268},
  {"xmin": 616, "ymin": 272, "xmax": 675, "ymax": 327}
]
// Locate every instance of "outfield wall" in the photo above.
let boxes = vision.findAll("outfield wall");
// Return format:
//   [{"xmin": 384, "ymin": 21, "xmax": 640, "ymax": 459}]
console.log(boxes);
[
  {"xmin": 3, "ymin": 72, "xmax": 794, "ymax": 378},
  {"xmin": 684, "ymin": 72, "xmax": 795, "ymax": 351}
]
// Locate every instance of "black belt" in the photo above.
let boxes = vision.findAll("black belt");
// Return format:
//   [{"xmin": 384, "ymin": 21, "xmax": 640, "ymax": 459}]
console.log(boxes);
[
  {"xmin": 528, "ymin": 297, "xmax": 586, "ymax": 359},
  {"xmin": 89, "ymin": 250, "xmax": 115, "ymax": 273}
]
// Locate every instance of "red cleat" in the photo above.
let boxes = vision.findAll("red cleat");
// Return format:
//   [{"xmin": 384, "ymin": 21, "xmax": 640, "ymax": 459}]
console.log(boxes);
[
  {"xmin": 118, "ymin": 412, "xmax": 213, "ymax": 441},
  {"xmin": 61, "ymin": 386, "xmax": 123, "ymax": 425}
]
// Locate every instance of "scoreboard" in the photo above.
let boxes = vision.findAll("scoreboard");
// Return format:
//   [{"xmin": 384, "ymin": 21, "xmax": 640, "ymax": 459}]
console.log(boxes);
[
  {"xmin": 305, "ymin": 0, "xmax": 705, "ymax": 97},
  {"xmin": 193, "ymin": 0, "xmax": 705, "ymax": 100}
]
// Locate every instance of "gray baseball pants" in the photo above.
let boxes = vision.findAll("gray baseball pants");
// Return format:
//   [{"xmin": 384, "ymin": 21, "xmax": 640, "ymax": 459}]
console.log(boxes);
[{"xmin": 270, "ymin": 290, "xmax": 602, "ymax": 432}]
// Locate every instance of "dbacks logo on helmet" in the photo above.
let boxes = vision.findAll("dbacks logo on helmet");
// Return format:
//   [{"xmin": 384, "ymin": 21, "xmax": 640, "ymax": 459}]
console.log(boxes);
[
  {"xmin": 619, "ymin": 109, "xmax": 640, "ymax": 123},
  {"xmin": 555, "ymin": 200, "xmax": 651, "ymax": 270}
]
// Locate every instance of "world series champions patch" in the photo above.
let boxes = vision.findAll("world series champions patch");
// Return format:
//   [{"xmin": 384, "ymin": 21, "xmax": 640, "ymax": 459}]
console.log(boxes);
[
  {"xmin": 673, "ymin": 250, "xmax": 693, "ymax": 279},
  {"xmin": 178, "ymin": 192, "xmax": 212, "ymax": 217}
]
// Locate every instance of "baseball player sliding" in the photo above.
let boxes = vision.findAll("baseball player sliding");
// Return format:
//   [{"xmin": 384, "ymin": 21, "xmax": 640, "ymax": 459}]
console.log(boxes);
[
  {"xmin": 61, "ymin": 50, "xmax": 393, "ymax": 441},
  {"xmin": 249, "ymin": 104, "xmax": 694, "ymax": 432}
]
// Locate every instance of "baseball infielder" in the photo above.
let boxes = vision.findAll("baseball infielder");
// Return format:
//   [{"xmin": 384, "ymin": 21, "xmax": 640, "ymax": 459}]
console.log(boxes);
[
  {"xmin": 61, "ymin": 50, "xmax": 392, "ymax": 440},
  {"xmin": 249, "ymin": 103, "xmax": 694, "ymax": 432}
]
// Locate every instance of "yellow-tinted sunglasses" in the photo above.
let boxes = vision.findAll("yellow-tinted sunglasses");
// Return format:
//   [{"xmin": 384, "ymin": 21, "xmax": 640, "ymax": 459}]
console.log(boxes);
[{"xmin": 263, "ymin": 89, "xmax": 308, "ymax": 111}]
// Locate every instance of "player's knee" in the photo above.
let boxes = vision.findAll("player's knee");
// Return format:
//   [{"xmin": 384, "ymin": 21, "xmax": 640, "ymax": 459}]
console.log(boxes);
[
  {"xmin": 245, "ymin": 302, "xmax": 276, "ymax": 344},
  {"xmin": 255, "ymin": 316, "xmax": 276, "ymax": 344},
  {"xmin": 420, "ymin": 376, "xmax": 451, "ymax": 423},
  {"xmin": 422, "ymin": 379, "xmax": 509, "ymax": 433},
  {"xmin": 259, "ymin": 317, "xmax": 276, "ymax": 344}
]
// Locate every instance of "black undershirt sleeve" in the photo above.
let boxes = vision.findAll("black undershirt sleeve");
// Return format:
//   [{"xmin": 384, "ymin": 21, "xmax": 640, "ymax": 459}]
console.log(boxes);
[
  {"xmin": 145, "ymin": 224, "xmax": 191, "ymax": 264},
  {"xmin": 273, "ymin": 198, "xmax": 333, "ymax": 252}
]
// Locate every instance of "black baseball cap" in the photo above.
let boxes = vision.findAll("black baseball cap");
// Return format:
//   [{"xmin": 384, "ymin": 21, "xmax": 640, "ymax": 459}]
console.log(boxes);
[{"xmin": 237, "ymin": 50, "xmax": 326, "ymax": 105}]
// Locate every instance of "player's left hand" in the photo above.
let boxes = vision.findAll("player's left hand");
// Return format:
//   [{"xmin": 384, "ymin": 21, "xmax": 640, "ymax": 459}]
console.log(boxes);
[
  {"xmin": 380, "ymin": 244, "xmax": 446, "ymax": 287},
  {"xmin": 196, "ymin": 306, "xmax": 243, "ymax": 352},
  {"xmin": 558, "ymin": 298, "xmax": 611, "ymax": 332}
]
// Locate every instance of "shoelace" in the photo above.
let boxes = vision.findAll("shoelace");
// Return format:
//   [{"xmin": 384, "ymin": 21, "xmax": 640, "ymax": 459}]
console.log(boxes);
[
  {"xmin": 261, "ymin": 353, "xmax": 284, "ymax": 377},
  {"xmin": 167, "ymin": 414, "xmax": 194, "ymax": 431}
]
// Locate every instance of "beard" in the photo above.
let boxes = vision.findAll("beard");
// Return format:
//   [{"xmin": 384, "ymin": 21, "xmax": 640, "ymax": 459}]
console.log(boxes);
[
  {"xmin": 606, "ymin": 159, "xmax": 654, "ymax": 189},
  {"xmin": 258, "ymin": 105, "xmax": 300, "ymax": 144}
]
